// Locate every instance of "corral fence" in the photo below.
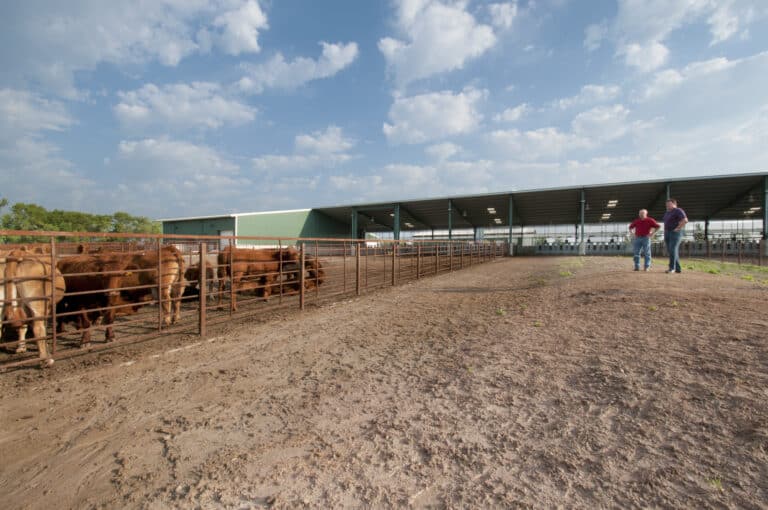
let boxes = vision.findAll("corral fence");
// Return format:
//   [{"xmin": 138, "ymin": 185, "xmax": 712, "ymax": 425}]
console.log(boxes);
[
  {"xmin": 530, "ymin": 239, "xmax": 766, "ymax": 266},
  {"xmin": 0, "ymin": 230, "xmax": 503, "ymax": 370}
]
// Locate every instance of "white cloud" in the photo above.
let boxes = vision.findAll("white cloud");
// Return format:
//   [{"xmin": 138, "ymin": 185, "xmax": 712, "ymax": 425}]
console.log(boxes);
[
  {"xmin": 584, "ymin": 20, "xmax": 608, "ymax": 51},
  {"xmin": 488, "ymin": 2, "xmax": 517, "ymax": 29},
  {"xmin": 252, "ymin": 125, "xmax": 356, "ymax": 172},
  {"xmin": 588, "ymin": 0, "xmax": 765, "ymax": 73},
  {"xmin": 493, "ymin": 103, "xmax": 529, "ymax": 122},
  {"xmin": 425, "ymin": 142, "xmax": 461, "ymax": 161},
  {"xmin": 622, "ymin": 41, "xmax": 669, "ymax": 72},
  {"xmin": 0, "ymin": 88, "xmax": 94, "ymax": 208},
  {"xmin": 294, "ymin": 126, "xmax": 354, "ymax": 154},
  {"xmin": 642, "ymin": 55, "xmax": 739, "ymax": 99},
  {"xmin": 490, "ymin": 127, "xmax": 591, "ymax": 161},
  {"xmin": 0, "ymin": 89, "xmax": 74, "ymax": 134},
  {"xmin": 117, "ymin": 137, "xmax": 240, "ymax": 176},
  {"xmin": 0, "ymin": 1, "xmax": 269, "ymax": 98},
  {"xmin": 210, "ymin": 0, "xmax": 268, "ymax": 55},
  {"xmin": 379, "ymin": 0, "xmax": 496, "ymax": 86},
  {"xmin": 555, "ymin": 84, "xmax": 621, "ymax": 110},
  {"xmin": 114, "ymin": 82, "xmax": 256, "ymax": 130},
  {"xmin": 571, "ymin": 104, "xmax": 634, "ymax": 142},
  {"xmin": 238, "ymin": 41, "xmax": 358, "ymax": 94},
  {"xmin": 383, "ymin": 87, "xmax": 486, "ymax": 144}
]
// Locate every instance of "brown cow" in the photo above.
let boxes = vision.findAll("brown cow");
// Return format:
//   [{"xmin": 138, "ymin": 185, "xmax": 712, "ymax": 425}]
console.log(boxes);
[
  {"xmin": 119, "ymin": 245, "xmax": 186, "ymax": 325},
  {"xmin": 56, "ymin": 253, "xmax": 137, "ymax": 347},
  {"xmin": 184, "ymin": 263, "xmax": 216, "ymax": 302},
  {"xmin": 1, "ymin": 250, "xmax": 65, "ymax": 367},
  {"xmin": 217, "ymin": 246, "xmax": 300, "ymax": 310}
]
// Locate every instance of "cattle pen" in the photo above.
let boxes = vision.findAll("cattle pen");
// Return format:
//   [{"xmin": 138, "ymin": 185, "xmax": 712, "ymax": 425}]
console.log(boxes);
[{"xmin": 0, "ymin": 230, "xmax": 504, "ymax": 370}]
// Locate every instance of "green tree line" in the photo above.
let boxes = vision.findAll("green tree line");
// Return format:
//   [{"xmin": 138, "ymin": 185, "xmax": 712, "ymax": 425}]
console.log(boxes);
[{"xmin": 0, "ymin": 198, "xmax": 160, "ymax": 242}]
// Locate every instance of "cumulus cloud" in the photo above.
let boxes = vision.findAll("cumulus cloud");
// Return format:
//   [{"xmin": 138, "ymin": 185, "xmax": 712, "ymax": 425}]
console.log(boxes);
[
  {"xmin": 378, "ymin": 0, "xmax": 496, "ymax": 86},
  {"xmin": 585, "ymin": 0, "xmax": 765, "ymax": 73},
  {"xmin": 425, "ymin": 142, "xmax": 461, "ymax": 161},
  {"xmin": 114, "ymin": 82, "xmax": 256, "ymax": 130},
  {"xmin": 490, "ymin": 127, "xmax": 591, "ymax": 161},
  {"xmin": 622, "ymin": 41, "xmax": 669, "ymax": 72},
  {"xmin": 0, "ymin": 0, "xmax": 269, "ymax": 97},
  {"xmin": 571, "ymin": 104, "xmax": 635, "ymax": 142},
  {"xmin": 383, "ymin": 88, "xmax": 486, "ymax": 144},
  {"xmin": 238, "ymin": 42, "xmax": 358, "ymax": 94},
  {"xmin": 493, "ymin": 103, "xmax": 529, "ymax": 122},
  {"xmin": 488, "ymin": 2, "xmax": 517, "ymax": 29},
  {"xmin": 642, "ymin": 55, "xmax": 740, "ymax": 99},
  {"xmin": 0, "ymin": 88, "xmax": 94, "ymax": 208},
  {"xmin": 252, "ymin": 125, "xmax": 356, "ymax": 172},
  {"xmin": 554, "ymin": 84, "xmax": 621, "ymax": 110}
]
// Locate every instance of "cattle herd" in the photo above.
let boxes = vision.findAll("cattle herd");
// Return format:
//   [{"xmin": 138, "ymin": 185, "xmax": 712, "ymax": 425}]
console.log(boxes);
[{"xmin": 0, "ymin": 244, "xmax": 325, "ymax": 367}]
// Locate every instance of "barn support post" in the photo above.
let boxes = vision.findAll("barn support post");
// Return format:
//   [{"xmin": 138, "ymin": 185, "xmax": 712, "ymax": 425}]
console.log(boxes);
[
  {"xmin": 473, "ymin": 227, "xmax": 478, "ymax": 242},
  {"xmin": 355, "ymin": 242, "xmax": 361, "ymax": 296},
  {"xmin": 391, "ymin": 242, "xmax": 397, "ymax": 286},
  {"xmin": 350, "ymin": 209, "xmax": 358, "ymax": 240},
  {"xmin": 50, "ymin": 237, "xmax": 57, "ymax": 356},
  {"xmin": 299, "ymin": 244, "xmax": 306, "ymax": 310},
  {"xmin": 704, "ymin": 218, "xmax": 710, "ymax": 240},
  {"xmin": 579, "ymin": 189, "xmax": 586, "ymax": 255},
  {"xmin": 449, "ymin": 240, "xmax": 454, "ymax": 271},
  {"xmin": 666, "ymin": 183, "xmax": 671, "ymax": 201},
  {"xmin": 393, "ymin": 203, "xmax": 401, "ymax": 241},
  {"xmin": 229, "ymin": 243, "xmax": 235, "ymax": 315},
  {"xmin": 198, "ymin": 242, "xmax": 207, "ymax": 337},
  {"xmin": 448, "ymin": 200, "xmax": 453, "ymax": 241},
  {"xmin": 507, "ymin": 195, "xmax": 514, "ymax": 256}
]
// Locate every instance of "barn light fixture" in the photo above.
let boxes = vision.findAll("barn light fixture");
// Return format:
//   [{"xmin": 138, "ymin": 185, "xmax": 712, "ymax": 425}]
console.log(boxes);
[
  {"xmin": 601, "ymin": 213, "xmax": 611, "ymax": 219},
  {"xmin": 404, "ymin": 222, "xmax": 414, "ymax": 228},
  {"xmin": 389, "ymin": 213, "xmax": 394, "ymax": 217},
  {"xmin": 744, "ymin": 210, "xmax": 756, "ymax": 215},
  {"xmin": 607, "ymin": 199, "xmax": 619, "ymax": 208},
  {"xmin": 749, "ymin": 206, "xmax": 761, "ymax": 211},
  {"xmin": 493, "ymin": 218, "xmax": 502, "ymax": 224},
  {"xmin": 487, "ymin": 207, "xmax": 496, "ymax": 214}
]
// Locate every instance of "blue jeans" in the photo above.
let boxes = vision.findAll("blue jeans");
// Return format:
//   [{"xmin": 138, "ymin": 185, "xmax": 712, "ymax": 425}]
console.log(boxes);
[
  {"xmin": 632, "ymin": 236, "xmax": 652, "ymax": 269},
  {"xmin": 664, "ymin": 230, "xmax": 683, "ymax": 272}
]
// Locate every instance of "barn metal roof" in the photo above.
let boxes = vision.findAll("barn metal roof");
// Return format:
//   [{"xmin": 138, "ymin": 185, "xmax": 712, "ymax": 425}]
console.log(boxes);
[{"xmin": 314, "ymin": 172, "xmax": 767, "ymax": 232}]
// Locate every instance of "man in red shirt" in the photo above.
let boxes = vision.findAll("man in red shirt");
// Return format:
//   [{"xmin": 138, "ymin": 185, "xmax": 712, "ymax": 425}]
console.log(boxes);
[{"xmin": 628, "ymin": 209, "xmax": 660, "ymax": 271}]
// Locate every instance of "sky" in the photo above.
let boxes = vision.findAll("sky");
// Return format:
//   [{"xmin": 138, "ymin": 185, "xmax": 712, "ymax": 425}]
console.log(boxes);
[{"xmin": 1, "ymin": 0, "xmax": 767, "ymax": 219}]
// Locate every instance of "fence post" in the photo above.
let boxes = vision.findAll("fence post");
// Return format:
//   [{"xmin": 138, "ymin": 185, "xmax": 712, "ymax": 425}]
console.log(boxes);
[
  {"xmin": 435, "ymin": 243, "xmax": 439, "ymax": 274},
  {"xmin": 759, "ymin": 239, "xmax": 763, "ymax": 267},
  {"xmin": 355, "ymin": 242, "xmax": 361, "ymax": 296},
  {"xmin": 416, "ymin": 243, "xmax": 421, "ymax": 279},
  {"xmin": 706, "ymin": 239, "xmax": 711, "ymax": 260},
  {"xmin": 738, "ymin": 241, "xmax": 743, "ymax": 265},
  {"xmin": 157, "ymin": 241, "xmax": 163, "ymax": 331},
  {"xmin": 300, "ymin": 243, "xmax": 306, "ymax": 310},
  {"xmin": 199, "ymin": 242, "xmax": 206, "ymax": 337},
  {"xmin": 315, "ymin": 241, "xmax": 320, "ymax": 299},
  {"xmin": 343, "ymin": 241, "xmax": 347, "ymax": 294},
  {"xmin": 449, "ymin": 241, "xmax": 454, "ymax": 271},
  {"xmin": 50, "ymin": 237, "xmax": 57, "ymax": 356},
  {"xmin": 721, "ymin": 241, "xmax": 725, "ymax": 263},
  {"xmin": 229, "ymin": 243, "xmax": 235, "ymax": 315}
]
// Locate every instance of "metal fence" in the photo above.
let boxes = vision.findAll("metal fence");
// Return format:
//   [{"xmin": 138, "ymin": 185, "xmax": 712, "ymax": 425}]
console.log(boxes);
[
  {"xmin": 531, "ymin": 239, "xmax": 766, "ymax": 266},
  {"xmin": 0, "ymin": 230, "xmax": 503, "ymax": 370}
]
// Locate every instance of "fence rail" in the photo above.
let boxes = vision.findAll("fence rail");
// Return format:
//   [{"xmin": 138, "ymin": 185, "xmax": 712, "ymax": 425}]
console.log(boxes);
[{"xmin": 0, "ymin": 230, "xmax": 503, "ymax": 370}]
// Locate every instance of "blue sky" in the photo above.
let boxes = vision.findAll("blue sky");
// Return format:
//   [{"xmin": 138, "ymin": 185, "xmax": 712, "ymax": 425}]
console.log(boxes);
[{"xmin": 1, "ymin": 0, "xmax": 767, "ymax": 218}]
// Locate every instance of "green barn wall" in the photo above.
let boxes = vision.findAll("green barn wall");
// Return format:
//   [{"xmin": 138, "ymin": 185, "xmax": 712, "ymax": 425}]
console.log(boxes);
[
  {"xmin": 162, "ymin": 217, "xmax": 235, "ymax": 236},
  {"xmin": 236, "ymin": 210, "xmax": 349, "ymax": 245}
]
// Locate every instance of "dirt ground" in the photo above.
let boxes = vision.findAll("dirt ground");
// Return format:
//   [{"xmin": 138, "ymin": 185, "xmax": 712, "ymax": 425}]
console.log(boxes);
[{"xmin": 1, "ymin": 256, "xmax": 767, "ymax": 509}]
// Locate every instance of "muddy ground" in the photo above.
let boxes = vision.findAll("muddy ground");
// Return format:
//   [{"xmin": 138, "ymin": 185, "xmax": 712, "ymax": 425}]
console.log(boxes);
[{"xmin": 1, "ymin": 256, "xmax": 767, "ymax": 509}]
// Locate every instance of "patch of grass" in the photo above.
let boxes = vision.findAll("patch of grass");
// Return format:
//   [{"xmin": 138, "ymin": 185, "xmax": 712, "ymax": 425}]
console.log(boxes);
[
  {"xmin": 559, "ymin": 270, "xmax": 573, "ymax": 277},
  {"xmin": 741, "ymin": 274, "xmax": 754, "ymax": 281},
  {"xmin": 708, "ymin": 478, "xmax": 724, "ymax": 492},
  {"xmin": 495, "ymin": 308, "xmax": 506, "ymax": 316},
  {"xmin": 685, "ymin": 258, "xmax": 768, "ymax": 281},
  {"xmin": 533, "ymin": 320, "xmax": 543, "ymax": 327},
  {"xmin": 519, "ymin": 303, "xmax": 527, "ymax": 310},
  {"xmin": 670, "ymin": 300, "xmax": 678, "ymax": 308},
  {"xmin": 648, "ymin": 305, "xmax": 658, "ymax": 312}
]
